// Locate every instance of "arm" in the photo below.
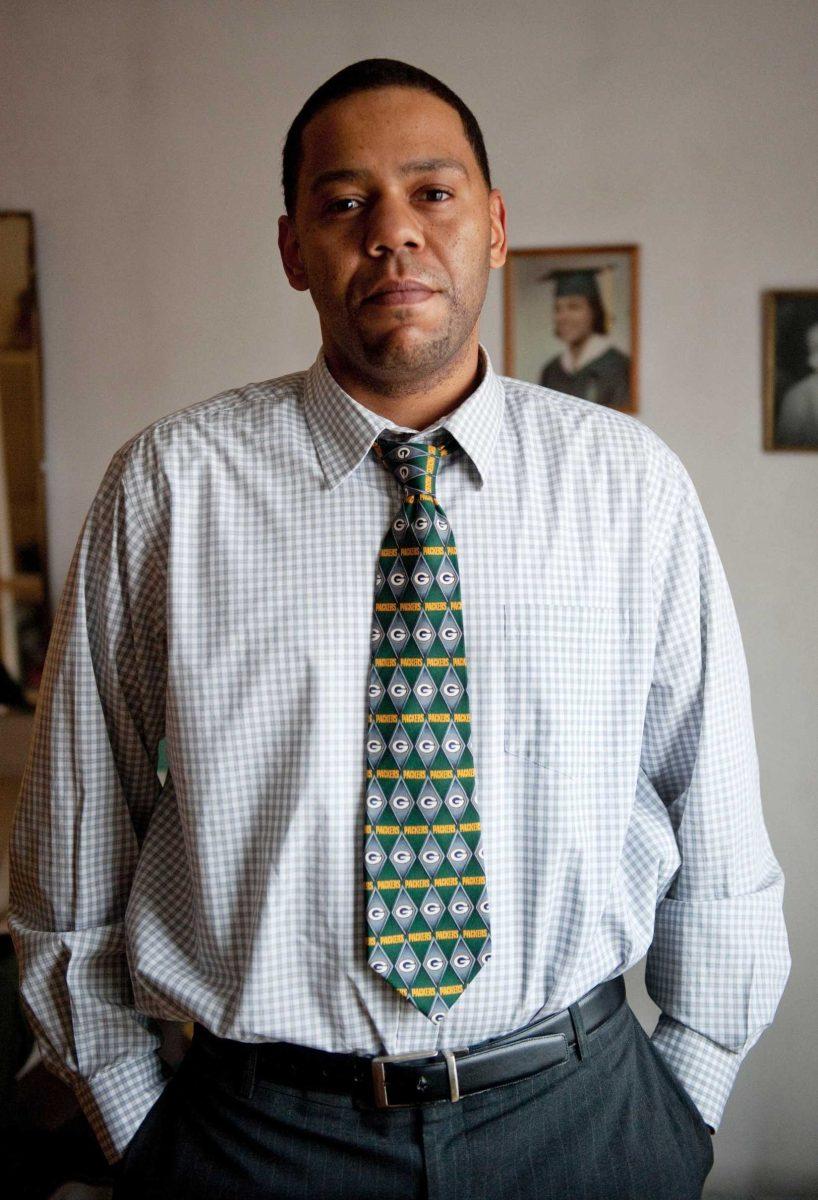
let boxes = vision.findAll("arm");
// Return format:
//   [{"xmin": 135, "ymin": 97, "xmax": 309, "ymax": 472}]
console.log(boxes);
[
  {"xmin": 8, "ymin": 444, "xmax": 169, "ymax": 1164},
  {"xmin": 640, "ymin": 452, "xmax": 791, "ymax": 1132}
]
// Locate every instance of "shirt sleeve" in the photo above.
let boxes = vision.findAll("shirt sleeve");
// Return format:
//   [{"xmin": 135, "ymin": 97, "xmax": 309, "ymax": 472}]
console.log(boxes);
[
  {"xmin": 8, "ymin": 443, "xmax": 170, "ymax": 1164},
  {"xmin": 640, "ymin": 450, "xmax": 791, "ymax": 1132}
]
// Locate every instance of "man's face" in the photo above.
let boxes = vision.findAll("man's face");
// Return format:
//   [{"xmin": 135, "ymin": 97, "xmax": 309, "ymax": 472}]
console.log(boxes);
[
  {"xmin": 278, "ymin": 86, "xmax": 506, "ymax": 383},
  {"xmin": 553, "ymin": 295, "xmax": 595, "ymax": 349}
]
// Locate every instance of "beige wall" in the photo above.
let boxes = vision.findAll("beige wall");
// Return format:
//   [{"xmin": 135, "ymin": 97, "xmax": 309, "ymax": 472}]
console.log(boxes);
[{"xmin": 1, "ymin": 0, "xmax": 816, "ymax": 1193}]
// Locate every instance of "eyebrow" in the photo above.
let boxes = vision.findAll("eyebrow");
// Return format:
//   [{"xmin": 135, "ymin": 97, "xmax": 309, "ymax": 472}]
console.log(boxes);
[{"xmin": 308, "ymin": 157, "xmax": 470, "ymax": 196}]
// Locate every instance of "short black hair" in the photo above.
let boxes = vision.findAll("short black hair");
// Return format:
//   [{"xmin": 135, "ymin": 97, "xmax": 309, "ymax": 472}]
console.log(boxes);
[
  {"xmin": 589, "ymin": 293, "xmax": 609, "ymax": 336},
  {"xmin": 281, "ymin": 58, "xmax": 492, "ymax": 219}
]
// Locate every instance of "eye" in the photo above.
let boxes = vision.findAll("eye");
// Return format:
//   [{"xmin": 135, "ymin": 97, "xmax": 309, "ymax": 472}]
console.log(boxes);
[
  {"xmin": 325, "ymin": 197, "xmax": 362, "ymax": 214},
  {"xmin": 421, "ymin": 188, "xmax": 453, "ymax": 202}
]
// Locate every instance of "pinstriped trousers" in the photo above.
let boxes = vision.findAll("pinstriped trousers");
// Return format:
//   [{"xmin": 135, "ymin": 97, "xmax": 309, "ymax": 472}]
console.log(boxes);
[{"xmin": 112, "ymin": 998, "xmax": 714, "ymax": 1199}]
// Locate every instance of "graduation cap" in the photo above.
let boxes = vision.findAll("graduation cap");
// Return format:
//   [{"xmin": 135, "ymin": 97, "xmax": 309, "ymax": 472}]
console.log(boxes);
[
  {"xmin": 538, "ymin": 265, "xmax": 617, "ymax": 329},
  {"xmin": 538, "ymin": 266, "xmax": 610, "ymax": 299}
]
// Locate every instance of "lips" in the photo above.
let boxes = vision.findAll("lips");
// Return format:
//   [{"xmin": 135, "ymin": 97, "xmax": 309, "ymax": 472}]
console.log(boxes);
[
  {"xmin": 364, "ymin": 280, "xmax": 437, "ymax": 305},
  {"xmin": 365, "ymin": 282, "xmax": 437, "ymax": 308},
  {"xmin": 367, "ymin": 290, "xmax": 434, "ymax": 307}
]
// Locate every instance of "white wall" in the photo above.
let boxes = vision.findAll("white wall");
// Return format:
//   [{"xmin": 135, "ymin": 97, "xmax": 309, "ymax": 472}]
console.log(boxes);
[{"xmin": 2, "ymin": 1, "xmax": 816, "ymax": 1193}]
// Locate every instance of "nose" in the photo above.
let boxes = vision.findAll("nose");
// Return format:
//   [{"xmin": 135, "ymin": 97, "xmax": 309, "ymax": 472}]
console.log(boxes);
[{"xmin": 364, "ymin": 192, "xmax": 426, "ymax": 257}]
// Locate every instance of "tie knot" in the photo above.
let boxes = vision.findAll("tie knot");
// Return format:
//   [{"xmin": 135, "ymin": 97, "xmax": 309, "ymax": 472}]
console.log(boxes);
[{"xmin": 373, "ymin": 431, "xmax": 455, "ymax": 497}]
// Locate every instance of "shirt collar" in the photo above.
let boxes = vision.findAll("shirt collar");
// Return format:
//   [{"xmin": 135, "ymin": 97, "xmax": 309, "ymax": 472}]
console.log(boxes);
[
  {"xmin": 303, "ymin": 341, "xmax": 506, "ymax": 492},
  {"xmin": 559, "ymin": 332, "xmax": 613, "ymax": 374}
]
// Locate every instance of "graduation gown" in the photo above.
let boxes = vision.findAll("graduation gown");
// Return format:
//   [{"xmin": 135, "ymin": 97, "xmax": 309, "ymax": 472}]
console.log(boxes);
[{"xmin": 540, "ymin": 346, "xmax": 631, "ymax": 408}]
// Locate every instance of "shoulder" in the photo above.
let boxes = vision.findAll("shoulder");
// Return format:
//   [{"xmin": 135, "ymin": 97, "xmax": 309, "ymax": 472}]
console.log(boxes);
[
  {"xmin": 89, "ymin": 369, "xmax": 307, "ymax": 537},
  {"xmin": 573, "ymin": 345, "xmax": 631, "ymax": 377},
  {"xmin": 596, "ymin": 346, "xmax": 631, "ymax": 369},
  {"xmin": 540, "ymin": 354, "xmax": 563, "ymax": 373},
  {"xmin": 500, "ymin": 374, "xmax": 686, "ymax": 479},
  {"xmin": 108, "ymin": 369, "xmax": 307, "ymax": 485},
  {"xmin": 781, "ymin": 374, "xmax": 818, "ymax": 406},
  {"xmin": 499, "ymin": 373, "xmax": 696, "ymax": 543}
]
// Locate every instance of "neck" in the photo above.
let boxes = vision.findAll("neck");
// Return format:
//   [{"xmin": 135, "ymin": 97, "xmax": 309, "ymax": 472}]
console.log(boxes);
[
  {"xmin": 567, "ymin": 335, "xmax": 591, "ymax": 365},
  {"xmin": 322, "ymin": 336, "xmax": 484, "ymax": 430}
]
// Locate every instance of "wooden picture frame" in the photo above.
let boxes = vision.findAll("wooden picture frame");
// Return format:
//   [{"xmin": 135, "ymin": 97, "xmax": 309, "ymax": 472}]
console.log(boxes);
[
  {"xmin": 503, "ymin": 244, "xmax": 640, "ymax": 413},
  {"xmin": 763, "ymin": 289, "xmax": 818, "ymax": 451}
]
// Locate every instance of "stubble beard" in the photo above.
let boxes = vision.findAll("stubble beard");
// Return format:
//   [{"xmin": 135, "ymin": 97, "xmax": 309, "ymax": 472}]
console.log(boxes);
[{"xmin": 343, "ymin": 287, "xmax": 481, "ymax": 392}]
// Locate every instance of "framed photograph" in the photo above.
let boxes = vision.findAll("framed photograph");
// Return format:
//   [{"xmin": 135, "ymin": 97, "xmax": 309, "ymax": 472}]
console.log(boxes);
[
  {"xmin": 763, "ymin": 289, "xmax": 818, "ymax": 450},
  {"xmin": 503, "ymin": 244, "xmax": 639, "ymax": 413}
]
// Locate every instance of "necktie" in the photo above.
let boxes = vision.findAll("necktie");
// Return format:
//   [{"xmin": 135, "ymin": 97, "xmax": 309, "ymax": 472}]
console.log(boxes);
[{"xmin": 364, "ymin": 430, "xmax": 492, "ymax": 1023}]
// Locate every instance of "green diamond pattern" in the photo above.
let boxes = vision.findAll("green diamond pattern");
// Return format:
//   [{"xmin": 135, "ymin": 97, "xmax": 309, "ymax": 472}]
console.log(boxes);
[{"xmin": 364, "ymin": 431, "xmax": 492, "ymax": 1022}]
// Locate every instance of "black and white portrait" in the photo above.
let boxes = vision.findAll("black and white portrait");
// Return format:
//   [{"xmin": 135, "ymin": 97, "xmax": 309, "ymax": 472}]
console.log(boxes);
[{"xmin": 765, "ymin": 290, "xmax": 818, "ymax": 450}]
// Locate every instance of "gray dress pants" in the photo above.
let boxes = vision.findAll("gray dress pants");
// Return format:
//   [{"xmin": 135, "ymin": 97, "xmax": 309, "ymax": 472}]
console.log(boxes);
[{"xmin": 112, "ymin": 998, "xmax": 715, "ymax": 1199}]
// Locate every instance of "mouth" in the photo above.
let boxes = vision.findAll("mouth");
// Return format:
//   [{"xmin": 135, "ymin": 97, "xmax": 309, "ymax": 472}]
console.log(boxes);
[
  {"xmin": 366, "ymin": 288, "xmax": 436, "ymax": 307},
  {"xmin": 363, "ymin": 281, "xmax": 439, "ymax": 307}
]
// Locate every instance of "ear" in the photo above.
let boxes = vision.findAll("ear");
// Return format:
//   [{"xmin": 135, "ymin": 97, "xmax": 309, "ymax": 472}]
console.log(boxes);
[
  {"xmin": 488, "ymin": 189, "xmax": 508, "ymax": 271},
  {"xmin": 278, "ymin": 215, "xmax": 310, "ymax": 292}
]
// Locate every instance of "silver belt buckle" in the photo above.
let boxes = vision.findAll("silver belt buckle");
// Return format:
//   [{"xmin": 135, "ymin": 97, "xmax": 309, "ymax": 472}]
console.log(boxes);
[{"xmin": 371, "ymin": 1047, "xmax": 463, "ymax": 1108}]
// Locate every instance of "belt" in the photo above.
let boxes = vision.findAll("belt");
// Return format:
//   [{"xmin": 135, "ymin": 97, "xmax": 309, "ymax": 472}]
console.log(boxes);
[{"xmin": 191, "ymin": 974, "xmax": 626, "ymax": 1109}]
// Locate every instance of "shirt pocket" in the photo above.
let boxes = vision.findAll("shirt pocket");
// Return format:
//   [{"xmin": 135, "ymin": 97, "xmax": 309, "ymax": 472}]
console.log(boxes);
[{"xmin": 503, "ymin": 601, "xmax": 632, "ymax": 782}]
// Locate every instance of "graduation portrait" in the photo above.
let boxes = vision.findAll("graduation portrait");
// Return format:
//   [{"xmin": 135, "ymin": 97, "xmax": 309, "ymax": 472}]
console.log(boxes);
[
  {"xmin": 503, "ymin": 244, "xmax": 639, "ymax": 412},
  {"xmin": 764, "ymin": 289, "xmax": 818, "ymax": 451}
]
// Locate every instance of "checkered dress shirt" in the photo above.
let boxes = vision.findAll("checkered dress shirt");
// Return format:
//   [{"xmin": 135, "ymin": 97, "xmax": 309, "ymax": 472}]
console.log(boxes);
[{"xmin": 8, "ymin": 343, "xmax": 790, "ymax": 1164}]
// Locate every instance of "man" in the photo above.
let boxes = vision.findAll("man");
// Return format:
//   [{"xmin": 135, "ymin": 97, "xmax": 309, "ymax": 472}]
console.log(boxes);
[
  {"xmin": 538, "ymin": 267, "xmax": 632, "ymax": 408},
  {"xmin": 9, "ymin": 58, "xmax": 790, "ymax": 1199}
]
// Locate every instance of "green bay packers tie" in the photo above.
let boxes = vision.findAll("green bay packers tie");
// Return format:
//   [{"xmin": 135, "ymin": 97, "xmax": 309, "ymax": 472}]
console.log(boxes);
[{"xmin": 364, "ymin": 430, "xmax": 492, "ymax": 1022}]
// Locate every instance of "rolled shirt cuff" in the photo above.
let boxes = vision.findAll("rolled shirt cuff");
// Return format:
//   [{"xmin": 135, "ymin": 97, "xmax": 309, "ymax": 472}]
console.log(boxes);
[
  {"xmin": 73, "ymin": 1051, "xmax": 171, "ymax": 1164},
  {"xmin": 649, "ymin": 1012, "xmax": 744, "ymax": 1132}
]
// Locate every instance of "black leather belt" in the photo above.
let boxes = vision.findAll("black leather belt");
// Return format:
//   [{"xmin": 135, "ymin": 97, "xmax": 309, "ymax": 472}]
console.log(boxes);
[{"xmin": 191, "ymin": 974, "xmax": 626, "ymax": 1109}]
